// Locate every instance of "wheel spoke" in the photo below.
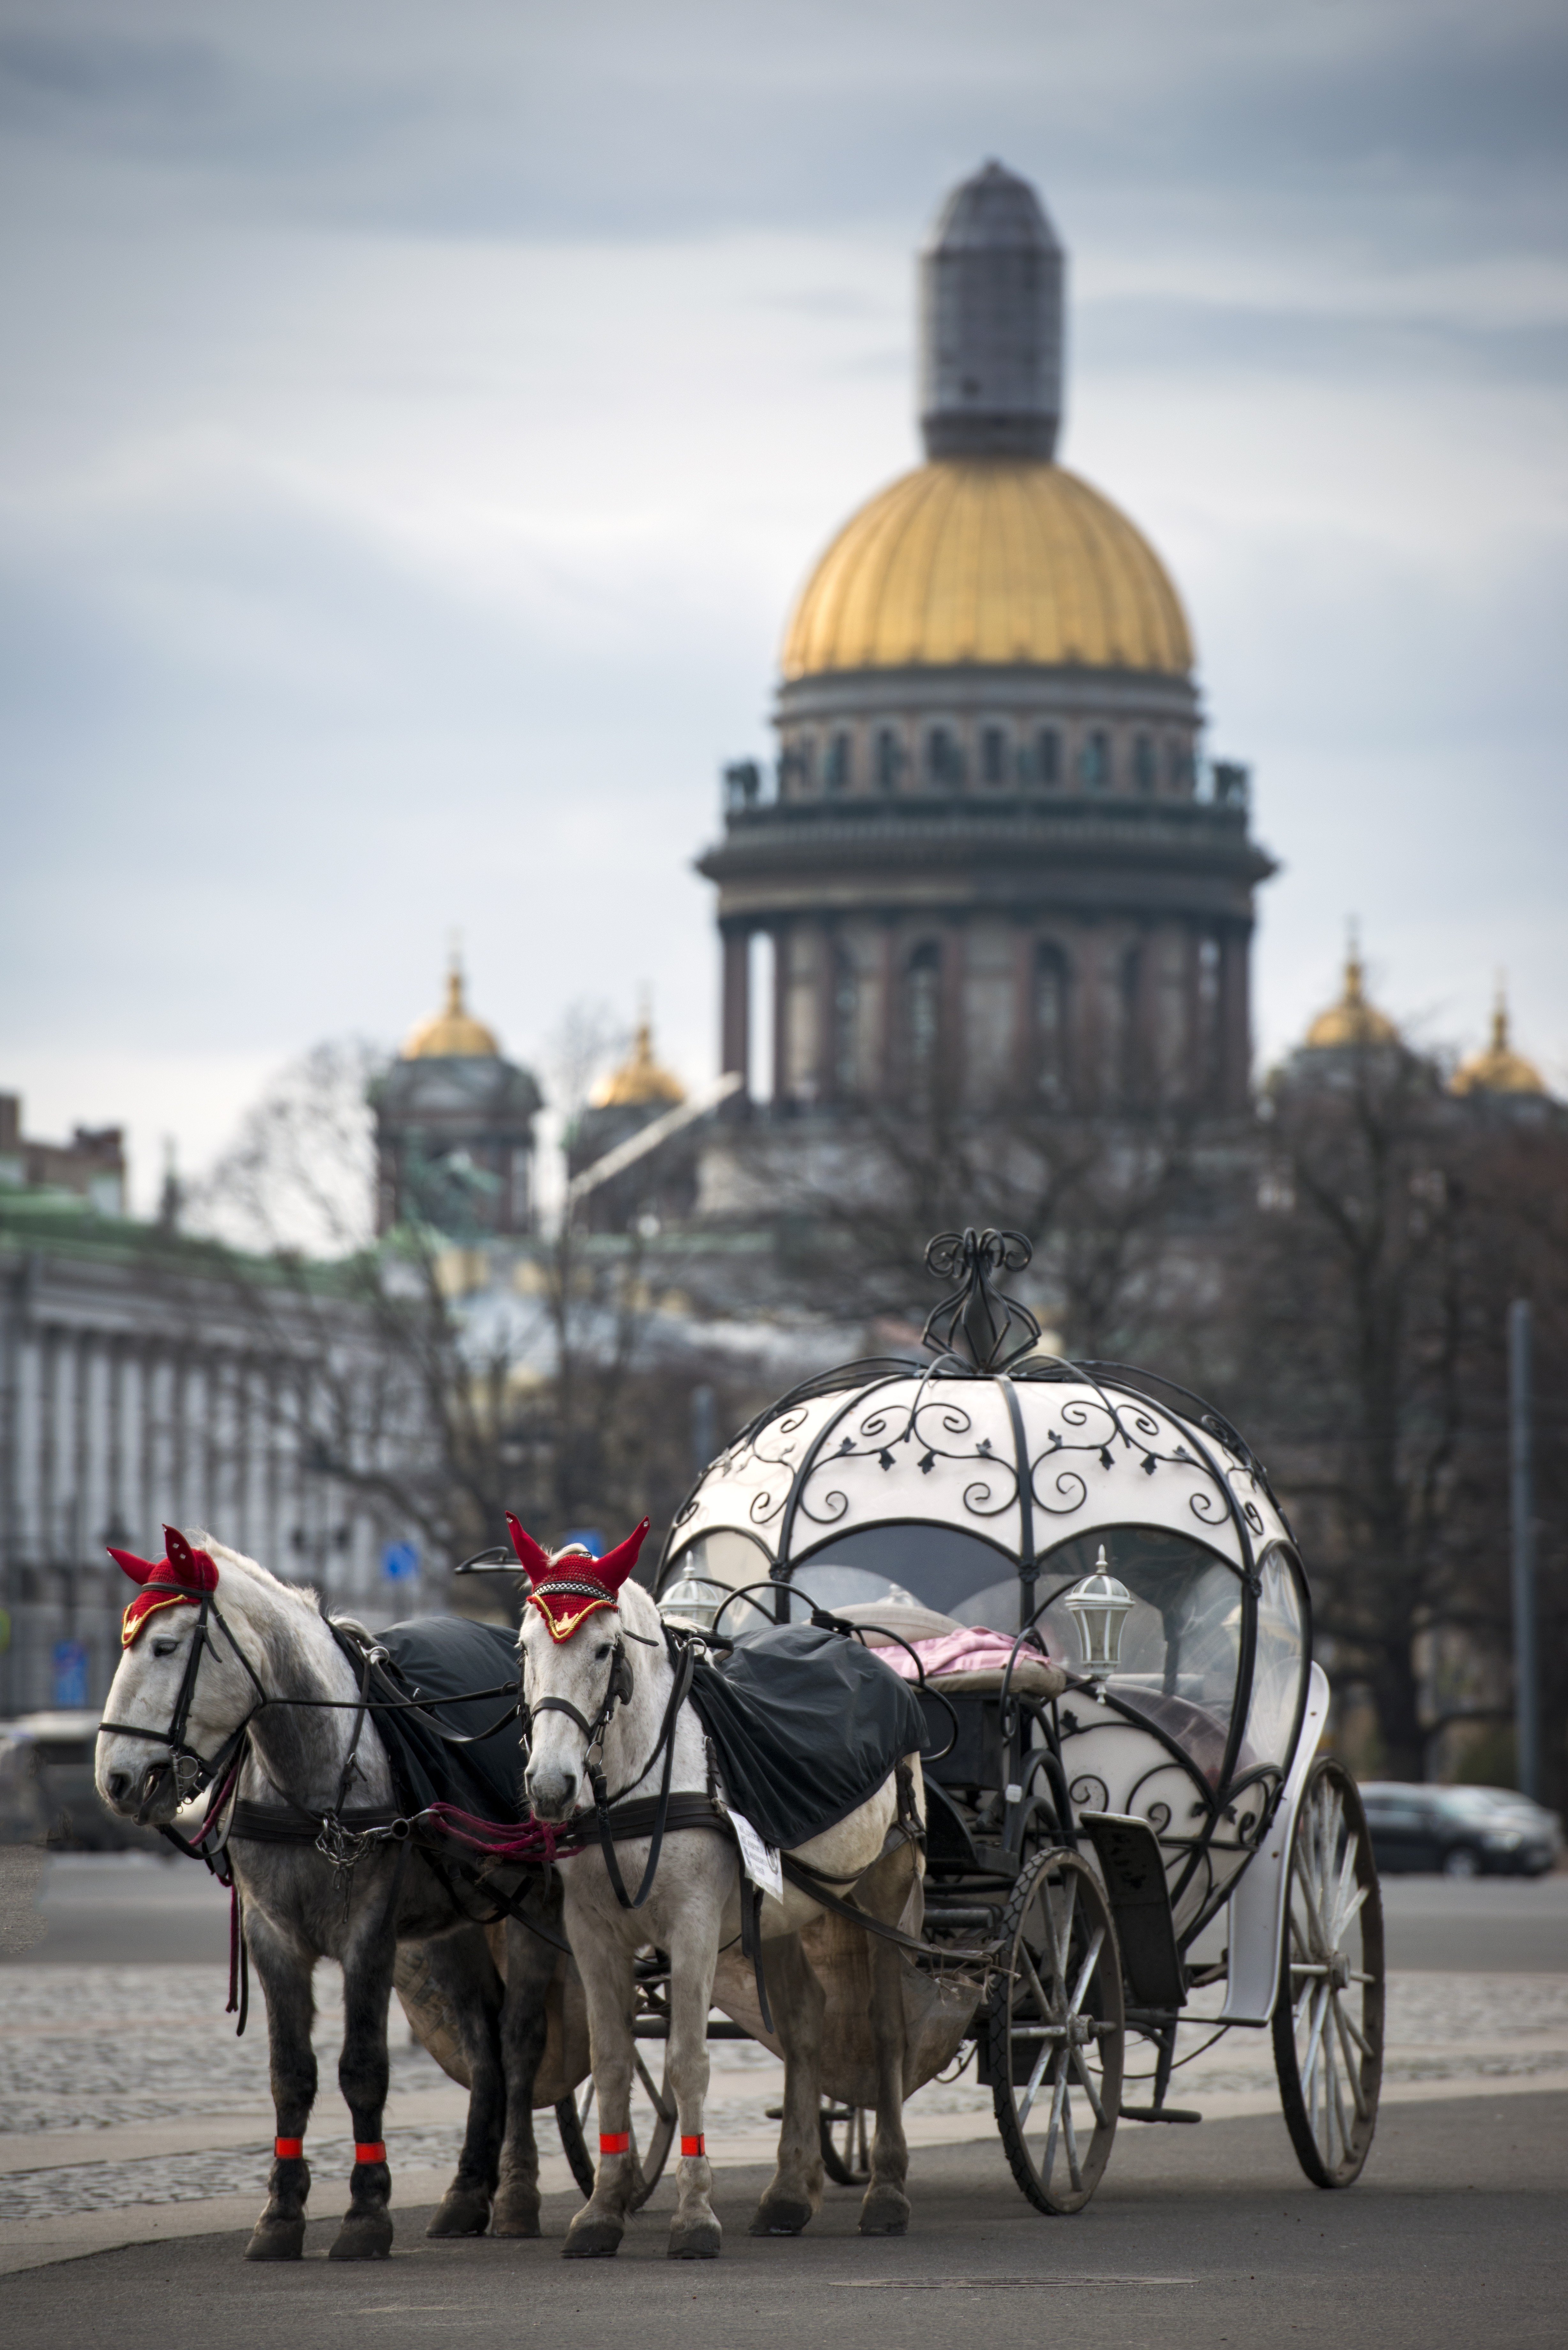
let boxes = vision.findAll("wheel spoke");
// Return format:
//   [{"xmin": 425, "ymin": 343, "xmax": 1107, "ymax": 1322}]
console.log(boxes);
[
  {"xmin": 1068, "ymin": 1924, "xmax": 1106, "ymax": 2019},
  {"xmin": 1041, "ymin": 2052, "xmax": 1071, "ymax": 2187},
  {"xmin": 1015, "ymin": 2036, "xmax": 1055, "ymax": 2131},
  {"xmin": 1061, "ymin": 2080, "xmax": 1084, "ymax": 2192},
  {"xmin": 1018, "ymin": 1941, "xmax": 1056, "ymax": 2021},
  {"xmin": 1331, "ymin": 1994, "xmax": 1371, "ymax": 2117},
  {"xmin": 635, "ymin": 2050, "xmax": 675, "ymax": 2123},
  {"xmin": 1070, "ymin": 2040, "xmax": 1108, "ymax": 2127},
  {"xmin": 1049, "ymin": 1871, "xmax": 1079, "ymax": 1986}
]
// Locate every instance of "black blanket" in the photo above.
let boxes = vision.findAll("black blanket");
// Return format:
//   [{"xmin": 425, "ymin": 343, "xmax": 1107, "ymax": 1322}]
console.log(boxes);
[
  {"xmin": 689, "ymin": 1624, "xmax": 926, "ymax": 1851},
  {"xmin": 341, "ymin": 1615, "xmax": 525, "ymax": 1824}
]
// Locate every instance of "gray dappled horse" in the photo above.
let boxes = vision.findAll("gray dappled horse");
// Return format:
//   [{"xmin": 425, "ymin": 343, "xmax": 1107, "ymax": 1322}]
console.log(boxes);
[
  {"xmin": 95, "ymin": 1528, "xmax": 555, "ymax": 2259},
  {"xmin": 514, "ymin": 1517, "xmax": 925, "ymax": 2260}
]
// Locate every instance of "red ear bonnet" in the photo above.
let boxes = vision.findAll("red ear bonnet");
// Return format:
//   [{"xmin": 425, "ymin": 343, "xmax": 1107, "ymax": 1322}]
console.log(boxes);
[
  {"xmin": 504, "ymin": 1514, "xmax": 552, "ymax": 1586},
  {"xmin": 112, "ymin": 1524, "xmax": 219, "ymax": 1646},
  {"xmin": 522, "ymin": 1519, "xmax": 650, "ymax": 1643}
]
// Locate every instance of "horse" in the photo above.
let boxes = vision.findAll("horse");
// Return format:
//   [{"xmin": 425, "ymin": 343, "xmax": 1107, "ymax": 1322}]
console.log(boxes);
[
  {"xmin": 94, "ymin": 1526, "xmax": 558, "ymax": 2261},
  {"xmin": 513, "ymin": 1516, "xmax": 926, "ymax": 2261}
]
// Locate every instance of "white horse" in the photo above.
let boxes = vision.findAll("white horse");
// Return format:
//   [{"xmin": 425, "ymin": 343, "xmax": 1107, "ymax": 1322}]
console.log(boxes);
[
  {"xmin": 95, "ymin": 1527, "xmax": 557, "ymax": 2259},
  {"xmin": 514, "ymin": 1521, "xmax": 925, "ymax": 2260}
]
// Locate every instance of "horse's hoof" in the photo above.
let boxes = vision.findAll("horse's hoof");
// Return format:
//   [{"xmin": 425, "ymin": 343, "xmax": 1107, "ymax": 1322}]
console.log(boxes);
[
  {"xmin": 243, "ymin": 2217, "xmax": 306, "ymax": 2262},
  {"xmin": 562, "ymin": 2218, "xmax": 623, "ymax": 2259},
  {"xmin": 489, "ymin": 2196, "xmax": 542, "ymax": 2240},
  {"xmin": 426, "ymin": 2185, "xmax": 493, "ymax": 2238},
  {"xmin": 749, "ymin": 2196, "xmax": 812, "ymax": 2237},
  {"xmin": 857, "ymin": 2187, "xmax": 910, "ymax": 2237},
  {"xmin": 328, "ymin": 2211, "xmax": 394, "ymax": 2260},
  {"xmin": 668, "ymin": 2218, "xmax": 722, "ymax": 2260}
]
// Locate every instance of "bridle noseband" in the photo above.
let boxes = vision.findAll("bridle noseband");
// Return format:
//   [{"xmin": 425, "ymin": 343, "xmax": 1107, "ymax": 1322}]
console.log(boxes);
[{"xmin": 99, "ymin": 1589, "xmax": 270, "ymax": 1811}]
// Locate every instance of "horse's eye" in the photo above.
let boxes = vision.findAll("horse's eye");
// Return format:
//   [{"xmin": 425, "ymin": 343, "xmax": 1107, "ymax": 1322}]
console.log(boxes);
[
  {"xmin": 152, "ymin": 1639, "xmax": 179, "ymax": 1658},
  {"xmin": 594, "ymin": 1643, "xmax": 611, "ymax": 1660}
]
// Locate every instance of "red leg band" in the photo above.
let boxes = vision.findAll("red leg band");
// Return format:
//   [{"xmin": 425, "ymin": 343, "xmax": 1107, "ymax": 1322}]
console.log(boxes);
[
  {"xmin": 680, "ymin": 2135, "xmax": 705, "ymax": 2157},
  {"xmin": 354, "ymin": 2142, "xmax": 386, "ymax": 2165},
  {"xmin": 598, "ymin": 2131, "xmax": 631, "ymax": 2156},
  {"xmin": 274, "ymin": 2138, "xmax": 304, "ymax": 2160}
]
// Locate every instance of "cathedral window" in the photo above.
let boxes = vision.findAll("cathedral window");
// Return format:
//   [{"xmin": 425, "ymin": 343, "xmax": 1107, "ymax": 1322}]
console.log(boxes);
[
  {"xmin": 876, "ymin": 728, "xmax": 904, "ymax": 791},
  {"xmin": 926, "ymin": 726, "xmax": 961, "ymax": 787},
  {"xmin": 982, "ymin": 725, "xmax": 1007, "ymax": 785},
  {"xmin": 825, "ymin": 732, "xmax": 851, "ymax": 793},
  {"xmin": 1133, "ymin": 735, "xmax": 1155, "ymax": 794},
  {"xmin": 1078, "ymin": 730, "xmax": 1110, "ymax": 791},
  {"xmin": 833, "ymin": 948, "xmax": 859, "ymax": 1094},
  {"xmin": 1168, "ymin": 739, "xmax": 1195, "ymax": 792},
  {"xmin": 1035, "ymin": 726, "xmax": 1059, "ymax": 786},
  {"xmin": 1034, "ymin": 945, "xmax": 1069, "ymax": 1104},
  {"xmin": 907, "ymin": 941, "xmax": 942, "ymax": 1075}
]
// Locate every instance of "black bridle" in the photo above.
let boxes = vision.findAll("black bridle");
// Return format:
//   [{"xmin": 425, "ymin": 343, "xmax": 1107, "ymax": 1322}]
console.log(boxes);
[{"xmin": 99, "ymin": 1588, "xmax": 271, "ymax": 1818}]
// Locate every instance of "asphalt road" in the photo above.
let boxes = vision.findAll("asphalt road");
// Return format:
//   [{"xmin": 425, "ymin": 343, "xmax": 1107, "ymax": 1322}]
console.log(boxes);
[
  {"xmin": 8, "ymin": 1854, "xmax": 1567, "ymax": 1971},
  {"xmin": 2, "ymin": 2093, "xmax": 1563, "ymax": 2350}
]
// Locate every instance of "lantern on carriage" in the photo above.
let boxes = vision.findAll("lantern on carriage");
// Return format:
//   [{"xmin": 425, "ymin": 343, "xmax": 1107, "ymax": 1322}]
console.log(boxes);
[
  {"xmin": 1063, "ymin": 1545, "xmax": 1136, "ymax": 1696},
  {"xmin": 658, "ymin": 1570, "xmax": 729, "ymax": 1636}
]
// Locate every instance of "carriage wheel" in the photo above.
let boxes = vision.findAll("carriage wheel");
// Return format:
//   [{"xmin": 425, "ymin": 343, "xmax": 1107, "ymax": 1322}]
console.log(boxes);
[
  {"xmin": 819, "ymin": 2102, "xmax": 870, "ymax": 2187},
  {"xmin": 1272, "ymin": 1755, "xmax": 1385, "ymax": 2188},
  {"xmin": 570, "ymin": 2046, "xmax": 678, "ymax": 2211},
  {"xmin": 554, "ymin": 2095, "xmax": 596, "ymax": 2195},
  {"xmin": 989, "ymin": 1848, "xmax": 1124, "ymax": 2215}
]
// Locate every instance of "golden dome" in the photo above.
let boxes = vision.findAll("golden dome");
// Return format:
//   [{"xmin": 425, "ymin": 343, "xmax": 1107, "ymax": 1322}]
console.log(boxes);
[
  {"xmin": 591, "ymin": 1020, "xmax": 685, "ymax": 1110},
  {"xmin": 781, "ymin": 459, "xmax": 1193, "ymax": 680},
  {"xmin": 402, "ymin": 961, "xmax": 500, "ymax": 1060},
  {"xmin": 1304, "ymin": 950, "xmax": 1400, "ymax": 1050},
  {"xmin": 1451, "ymin": 992, "xmax": 1547, "ymax": 1097}
]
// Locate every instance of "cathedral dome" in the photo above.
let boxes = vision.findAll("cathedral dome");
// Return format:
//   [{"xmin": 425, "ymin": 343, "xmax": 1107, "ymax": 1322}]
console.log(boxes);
[
  {"xmin": 591, "ymin": 1020, "xmax": 685, "ymax": 1109},
  {"xmin": 780, "ymin": 459, "xmax": 1193, "ymax": 681},
  {"xmin": 402, "ymin": 961, "xmax": 500, "ymax": 1060},
  {"xmin": 1451, "ymin": 993, "xmax": 1547, "ymax": 1098},
  {"xmin": 1303, "ymin": 950, "xmax": 1400, "ymax": 1051}
]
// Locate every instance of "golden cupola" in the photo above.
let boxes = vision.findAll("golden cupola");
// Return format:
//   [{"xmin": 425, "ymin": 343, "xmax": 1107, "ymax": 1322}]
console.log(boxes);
[
  {"xmin": 1451, "ymin": 990, "xmax": 1547, "ymax": 1098},
  {"xmin": 591, "ymin": 1019, "xmax": 685, "ymax": 1110},
  {"xmin": 1304, "ymin": 948, "xmax": 1400, "ymax": 1051},
  {"xmin": 402, "ymin": 959, "xmax": 501, "ymax": 1060}
]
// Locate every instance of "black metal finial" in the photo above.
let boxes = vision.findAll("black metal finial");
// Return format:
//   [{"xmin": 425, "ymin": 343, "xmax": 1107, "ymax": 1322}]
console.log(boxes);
[{"xmin": 921, "ymin": 1228, "xmax": 1041, "ymax": 1371}]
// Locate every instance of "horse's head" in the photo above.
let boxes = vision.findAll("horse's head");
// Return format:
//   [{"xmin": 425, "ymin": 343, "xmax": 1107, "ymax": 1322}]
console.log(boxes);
[
  {"xmin": 511, "ymin": 1515, "xmax": 650, "ymax": 1824},
  {"xmin": 96, "ymin": 1527, "xmax": 262, "ymax": 1825}
]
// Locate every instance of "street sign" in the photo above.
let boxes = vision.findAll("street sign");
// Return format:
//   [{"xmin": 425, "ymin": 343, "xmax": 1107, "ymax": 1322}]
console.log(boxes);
[
  {"xmin": 382, "ymin": 1541, "xmax": 420, "ymax": 1583},
  {"xmin": 53, "ymin": 1641, "xmax": 89, "ymax": 1708}
]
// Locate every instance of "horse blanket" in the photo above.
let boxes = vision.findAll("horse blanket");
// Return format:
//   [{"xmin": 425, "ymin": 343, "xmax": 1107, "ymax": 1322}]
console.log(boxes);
[{"xmin": 335, "ymin": 1615, "xmax": 525, "ymax": 1824}]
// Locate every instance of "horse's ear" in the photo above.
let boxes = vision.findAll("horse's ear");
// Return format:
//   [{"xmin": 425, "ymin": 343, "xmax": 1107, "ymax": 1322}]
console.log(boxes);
[
  {"xmin": 504, "ymin": 1513, "xmax": 552, "ymax": 1583},
  {"xmin": 592, "ymin": 1519, "xmax": 650, "ymax": 1595},
  {"xmin": 108, "ymin": 1547, "xmax": 160, "ymax": 1586},
  {"xmin": 162, "ymin": 1526, "xmax": 219, "ymax": 1592}
]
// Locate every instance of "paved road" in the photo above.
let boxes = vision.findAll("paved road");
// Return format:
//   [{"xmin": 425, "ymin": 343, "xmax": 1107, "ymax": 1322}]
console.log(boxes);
[
  {"xmin": 2, "ymin": 2093, "xmax": 1563, "ymax": 2350},
  {"xmin": 8, "ymin": 1854, "xmax": 1566, "ymax": 1971}
]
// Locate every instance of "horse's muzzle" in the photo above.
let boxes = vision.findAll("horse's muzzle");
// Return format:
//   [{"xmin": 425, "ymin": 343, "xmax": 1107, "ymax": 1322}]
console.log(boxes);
[
  {"xmin": 525, "ymin": 1763, "xmax": 578, "ymax": 1824},
  {"xmin": 112, "ymin": 1757, "xmax": 178, "ymax": 1826}
]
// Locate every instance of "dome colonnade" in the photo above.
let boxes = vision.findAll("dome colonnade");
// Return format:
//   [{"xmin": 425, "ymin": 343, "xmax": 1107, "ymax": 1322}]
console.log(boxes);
[{"xmin": 701, "ymin": 162, "xmax": 1272, "ymax": 1123}]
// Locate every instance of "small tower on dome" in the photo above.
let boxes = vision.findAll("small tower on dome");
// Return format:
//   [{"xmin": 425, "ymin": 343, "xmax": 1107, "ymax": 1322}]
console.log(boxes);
[
  {"xmin": 370, "ymin": 955, "xmax": 543, "ymax": 1238},
  {"xmin": 1451, "ymin": 983, "xmax": 1550, "ymax": 1105},
  {"xmin": 920, "ymin": 159, "xmax": 1065, "ymax": 461},
  {"xmin": 567, "ymin": 1009, "xmax": 695, "ymax": 1235}
]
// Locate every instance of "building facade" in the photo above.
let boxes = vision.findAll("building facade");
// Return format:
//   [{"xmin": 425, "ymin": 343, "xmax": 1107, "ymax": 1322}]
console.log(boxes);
[
  {"xmin": 372, "ymin": 960, "xmax": 543, "ymax": 1239},
  {"xmin": 701, "ymin": 162, "xmax": 1273, "ymax": 1127}
]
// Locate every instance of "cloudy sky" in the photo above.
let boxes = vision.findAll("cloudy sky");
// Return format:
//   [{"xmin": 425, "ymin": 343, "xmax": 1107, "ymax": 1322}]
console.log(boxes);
[{"xmin": 2, "ymin": 0, "xmax": 1565, "ymax": 1211}]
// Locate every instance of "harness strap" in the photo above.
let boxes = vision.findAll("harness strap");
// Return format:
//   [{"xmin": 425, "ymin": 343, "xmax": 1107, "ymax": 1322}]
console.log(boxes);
[
  {"xmin": 778, "ymin": 1849, "xmax": 995, "ymax": 1963},
  {"xmin": 588, "ymin": 1639, "xmax": 697, "ymax": 1913}
]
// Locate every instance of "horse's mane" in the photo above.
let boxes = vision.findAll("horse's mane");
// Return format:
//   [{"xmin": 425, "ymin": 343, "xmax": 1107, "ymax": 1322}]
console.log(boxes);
[{"xmin": 188, "ymin": 1529, "xmax": 323, "ymax": 1626}]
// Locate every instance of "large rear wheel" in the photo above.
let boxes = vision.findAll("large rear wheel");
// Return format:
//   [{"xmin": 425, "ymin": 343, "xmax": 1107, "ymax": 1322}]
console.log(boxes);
[
  {"xmin": 1272, "ymin": 1755, "xmax": 1384, "ymax": 2187},
  {"xmin": 989, "ymin": 1848, "xmax": 1124, "ymax": 2214}
]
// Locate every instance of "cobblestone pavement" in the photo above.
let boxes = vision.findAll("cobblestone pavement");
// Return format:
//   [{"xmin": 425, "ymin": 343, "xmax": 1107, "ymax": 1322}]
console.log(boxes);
[{"xmin": 4, "ymin": 1957, "xmax": 1566, "ymax": 2224}]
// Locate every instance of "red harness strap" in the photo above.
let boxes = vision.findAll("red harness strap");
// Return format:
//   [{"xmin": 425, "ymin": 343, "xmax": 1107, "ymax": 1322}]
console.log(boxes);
[
  {"xmin": 680, "ymin": 2134, "xmax": 705, "ymax": 2157},
  {"xmin": 598, "ymin": 2131, "xmax": 631, "ymax": 2156},
  {"xmin": 355, "ymin": 2142, "xmax": 387, "ymax": 2165},
  {"xmin": 274, "ymin": 2137, "xmax": 304, "ymax": 2160}
]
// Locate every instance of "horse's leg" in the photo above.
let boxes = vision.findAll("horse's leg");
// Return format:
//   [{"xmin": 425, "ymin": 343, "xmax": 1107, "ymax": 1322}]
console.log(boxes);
[
  {"xmin": 858, "ymin": 1855, "xmax": 915, "ymax": 2237},
  {"xmin": 664, "ymin": 1897, "xmax": 722, "ymax": 2259},
  {"xmin": 749, "ymin": 1931, "xmax": 826, "ymax": 2237},
  {"xmin": 561, "ymin": 1921, "xmax": 637, "ymax": 2259},
  {"xmin": 243, "ymin": 1907, "xmax": 318, "ymax": 2262},
  {"xmin": 328, "ymin": 1875, "xmax": 400, "ymax": 2261},
  {"xmin": 423, "ymin": 1928, "xmax": 505, "ymax": 2238},
  {"xmin": 492, "ymin": 1915, "xmax": 558, "ymax": 2238}
]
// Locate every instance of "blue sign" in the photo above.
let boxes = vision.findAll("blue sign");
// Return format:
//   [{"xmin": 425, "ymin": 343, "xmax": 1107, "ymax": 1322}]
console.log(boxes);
[
  {"xmin": 382, "ymin": 1541, "xmax": 420, "ymax": 1583},
  {"xmin": 52, "ymin": 1641, "xmax": 89, "ymax": 1708},
  {"xmin": 560, "ymin": 1528, "xmax": 606, "ymax": 1558}
]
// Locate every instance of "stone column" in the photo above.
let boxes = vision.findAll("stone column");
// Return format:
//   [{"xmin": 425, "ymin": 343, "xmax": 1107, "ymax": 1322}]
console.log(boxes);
[
  {"xmin": 1220, "ymin": 923, "xmax": 1253, "ymax": 1110},
  {"xmin": 720, "ymin": 922, "xmax": 750, "ymax": 1094}
]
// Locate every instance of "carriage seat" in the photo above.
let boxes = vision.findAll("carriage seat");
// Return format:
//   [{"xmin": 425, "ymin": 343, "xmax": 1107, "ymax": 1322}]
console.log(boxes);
[{"xmin": 835, "ymin": 1602, "xmax": 1067, "ymax": 1700}]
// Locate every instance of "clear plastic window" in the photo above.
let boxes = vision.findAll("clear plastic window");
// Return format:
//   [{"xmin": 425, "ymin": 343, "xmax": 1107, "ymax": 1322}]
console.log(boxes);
[
  {"xmin": 785, "ymin": 1523, "xmax": 1022, "ymax": 1630},
  {"xmin": 1034, "ymin": 1527, "xmax": 1243, "ymax": 1737},
  {"xmin": 1242, "ymin": 1546, "xmax": 1307, "ymax": 1773}
]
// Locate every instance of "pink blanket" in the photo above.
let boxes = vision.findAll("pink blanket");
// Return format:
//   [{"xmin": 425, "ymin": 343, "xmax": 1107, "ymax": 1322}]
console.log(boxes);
[{"xmin": 870, "ymin": 1626, "xmax": 1043, "ymax": 1681}]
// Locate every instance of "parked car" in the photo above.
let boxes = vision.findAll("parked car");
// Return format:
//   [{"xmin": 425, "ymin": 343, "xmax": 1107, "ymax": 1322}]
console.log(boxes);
[
  {"xmin": 1359, "ymin": 1781, "xmax": 1562, "ymax": 1877},
  {"xmin": 0, "ymin": 1711, "xmax": 162, "ymax": 1852}
]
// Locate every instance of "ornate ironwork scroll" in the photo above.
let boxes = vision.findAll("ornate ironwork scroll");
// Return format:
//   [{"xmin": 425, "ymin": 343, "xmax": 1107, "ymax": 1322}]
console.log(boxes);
[{"xmin": 921, "ymin": 1228, "xmax": 1041, "ymax": 1370}]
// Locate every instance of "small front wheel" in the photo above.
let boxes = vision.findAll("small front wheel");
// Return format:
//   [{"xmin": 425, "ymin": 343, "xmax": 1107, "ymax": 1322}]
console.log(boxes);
[
  {"xmin": 989, "ymin": 1848, "xmax": 1124, "ymax": 2214},
  {"xmin": 571, "ymin": 2045, "xmax": 678, "ymax": 2210},
  {"xmin": 819, "ymin": 2102, "xmax": 869, "ymax": 2186},
  {"xmin": 1272, "ymin": 1755, "xmax": 1385, "ymax": 2187}
]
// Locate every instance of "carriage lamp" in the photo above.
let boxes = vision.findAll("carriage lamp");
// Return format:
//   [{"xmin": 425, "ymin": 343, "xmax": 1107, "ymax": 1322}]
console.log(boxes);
[
  {"xmin": 1064, "ymin": 1548, "xmax": 1136, "ymax": 1699},
  {"xmin": 658, "ymin": 1572, "xmax": 729, "ymax": 1637}
]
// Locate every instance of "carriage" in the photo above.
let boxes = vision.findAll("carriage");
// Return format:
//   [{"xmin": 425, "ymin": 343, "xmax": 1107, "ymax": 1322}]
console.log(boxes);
[
  {"xmin": 403, "ymin": 1227, "xmax": 1383, "ymax": 2219},
  {"xmin": 628, "ymin": 1229, "xmax": 1385, "ymax": 2214}
]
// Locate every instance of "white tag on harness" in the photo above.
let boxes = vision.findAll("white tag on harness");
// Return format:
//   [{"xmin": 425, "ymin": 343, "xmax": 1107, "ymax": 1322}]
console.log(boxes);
[{"xmin": 727, "ymin": 1808, "xmax": 783, "ymax": 1901}]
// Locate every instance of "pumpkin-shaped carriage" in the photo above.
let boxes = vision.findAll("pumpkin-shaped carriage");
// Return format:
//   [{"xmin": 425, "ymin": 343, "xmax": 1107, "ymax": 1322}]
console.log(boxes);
[{"xmin": 639, "ymin": 1229, "xmax": 1385, "ymax": 2212}]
